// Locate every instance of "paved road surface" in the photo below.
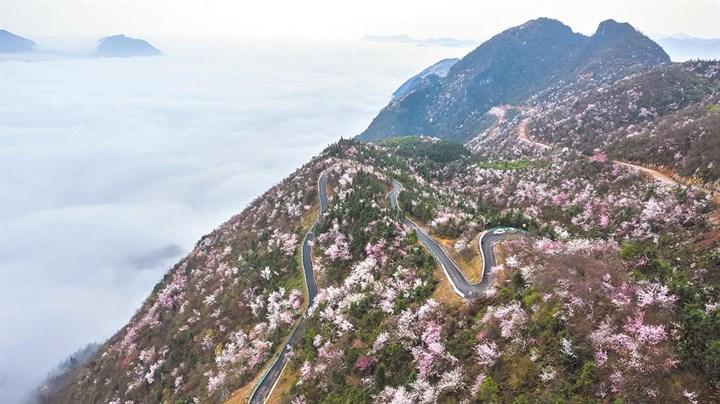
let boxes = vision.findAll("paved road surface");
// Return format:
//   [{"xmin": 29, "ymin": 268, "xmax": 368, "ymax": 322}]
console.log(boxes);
[
  {"xmin": 249, "ymin": 172, "xmax": 327, "ymax": 404},
  {"xmin": 389, "ymin": 180, "xmax": 518, "ymax": 299},
  {"xmin": 251, "ymin": 175, "xmax": 511, "ymax": 402}
]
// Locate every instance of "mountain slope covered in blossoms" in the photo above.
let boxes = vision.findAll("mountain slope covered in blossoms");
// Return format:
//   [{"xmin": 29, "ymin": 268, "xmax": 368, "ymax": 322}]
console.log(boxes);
[
  {"xmin": 283, "ymin": 139, "xmax": 718, "ymax": 403},
  {"xmin": 41, "ymin": 17, "xmax": 720, "ymax": 404},
  {"xmin": 45, "ymin": 137, "xmax": 719, "ymax": 403},
  {"xmin": 44, "ymin": 160, "xmax": 323, "ymax": 403},
  {"xmin": 527, "ymin": 61, "xmax": 720, "ymax": 189},
  {"xmin": 464, "ymin": 61, "xmax": 720, "ymax": 191}
]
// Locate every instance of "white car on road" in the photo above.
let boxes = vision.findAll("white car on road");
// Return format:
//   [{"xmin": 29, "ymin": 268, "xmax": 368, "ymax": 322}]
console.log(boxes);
[{"xmin": 493, "ymin": 229, "xmax": 506, "ymax": 235}]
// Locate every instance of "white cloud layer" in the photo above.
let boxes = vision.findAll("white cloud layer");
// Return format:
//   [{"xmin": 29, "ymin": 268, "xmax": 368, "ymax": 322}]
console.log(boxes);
[{"xmin": 0, "ymin": 39, "xmax": 471, "ymax": 402}]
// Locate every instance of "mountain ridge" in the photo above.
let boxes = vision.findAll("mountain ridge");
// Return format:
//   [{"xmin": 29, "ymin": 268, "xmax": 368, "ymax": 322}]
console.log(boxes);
[
  {"xmin": 357, "ymin": 18, "xmax": 670, "ymax": 143},
  {"xmin": 0, "ymin": 29, "xmax": 36, "ymax": 53},
  {"xmin": 94, "ymin": 34, "xmax": 162, "ymax": 58},
  {"xmin": 363, "ymin": 34, "xmax": 480, "ymax": 48},
  {"xmin": 655, "ymin": 36, "xmax": 720, "ymax": 61},
  {"xmin": 392, "ymin": 58, "xmax": 459, "ymax": 99}
]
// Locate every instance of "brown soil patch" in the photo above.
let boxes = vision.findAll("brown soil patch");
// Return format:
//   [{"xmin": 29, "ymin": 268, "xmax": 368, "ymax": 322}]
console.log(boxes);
[
  {"xmin": 266, "ymin": 367, "xmax": 300, "ymax": 404},
  {"xmin": 431, "ymin": 263, "xmax": 464, "ymax": 307},
  {"xmin": 433, "ymin": 234, "xmax": 484, "ymax": 284},
  {"xmin": 224, "ymin": 370, "xmax": 263, "ymax": 404},
  {"xmin": 493, "ymin": 244, "xmax": 510, "ymax": 284}
]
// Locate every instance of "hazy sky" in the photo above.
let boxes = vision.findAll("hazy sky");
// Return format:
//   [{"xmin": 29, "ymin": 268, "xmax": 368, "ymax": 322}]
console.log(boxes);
[{"xmin": 1, "ymin": 0, "xmax": 719, "ymax": 40}]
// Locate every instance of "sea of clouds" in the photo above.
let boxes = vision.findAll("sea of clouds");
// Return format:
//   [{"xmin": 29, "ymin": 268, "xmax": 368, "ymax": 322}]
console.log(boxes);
[{"xmin": 0, "ymin": 39, "xmax": 470, "ymax": 402}]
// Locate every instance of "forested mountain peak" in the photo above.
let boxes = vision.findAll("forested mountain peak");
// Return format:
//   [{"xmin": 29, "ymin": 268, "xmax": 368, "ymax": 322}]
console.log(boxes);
[{"xmin": 357, "ymin": 18, "xmax": 669, "ymax": 143}]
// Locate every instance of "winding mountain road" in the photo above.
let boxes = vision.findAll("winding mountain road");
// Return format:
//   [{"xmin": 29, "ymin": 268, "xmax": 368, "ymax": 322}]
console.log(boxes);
[
  {"xmin": 248, "ymin": 172, "xmax": 327, "ymax": 404},
  {"xmin": 389, "ymin": 180, "xmax": 518, "ymax": 299},
  {"xmin": 250, "ymin": 174, "xmax": 515, "ymax": 402}
]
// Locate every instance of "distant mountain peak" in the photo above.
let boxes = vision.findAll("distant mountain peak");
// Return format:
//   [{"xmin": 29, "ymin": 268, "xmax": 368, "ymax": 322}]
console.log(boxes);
[
  {"xmin": 595, "ymin": 19, "xmax": 639, "ymax": 36},
  {"xmin": 94, "ymin": 34, "xmax": 161, "ymax": 58},
  {"xmin": 654, "ymin": 36, "xmax": 720, "ymax": 61},
  {"xmin": 580, "ymin": 19, "xmax": 670, "ymax": 75},
  {"xmin": 363, "ymin": 34, "xmax": 480, "ymax": 48},
  {"xmin": 357, "ymin": 18, "xmax": 670, "ymax": 142},
  {"xmin": 598, "ymin": 18, "xmax": 622, "ymax": 26},
  {"xmin": 514, "ymin": 17, "xmax": 571, "ymax": 31},
  {"xmin": 505, "ymin": 17, "xmax": 578, "ymax": 41},
  {"xmin": 0, "ymin": 29, "xmax": 36, "ymax": 53},
  {"xmin": 393, "ymin": 58, "xmax": 459, "ymax": 99}
]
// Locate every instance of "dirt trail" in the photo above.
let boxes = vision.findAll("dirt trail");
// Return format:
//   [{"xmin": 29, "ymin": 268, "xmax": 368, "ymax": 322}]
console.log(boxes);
[
  {"xmin": 486, "ymin": 105, "xmax": 509, "ymax": 139},
  {"xmin": 613, "ymin": 161, "xmax": 680, "ymax": 187},
  {"xmin": 517, "ymin": 117, "xmax": 551, "ymax": 150},
  {"xmin": 467, "ymin": 105, "xmax": 539, "ymax": 149},
  {"xmin": 615, "ymin": 161, "xmax": 720, "ymax": 225},
  {"xmin": 494, "ymin": 105, "xmax": 545, "ymax": 149},
  {"xmin": 512, "ymin": 110, "xmax": 717, "ymax": 198},
  {"xmin": 465, "ymin": 106, "xmax": 509, "ymax": 150},
  {"xmin": 511, "ymin": 108, "xmax": 719, "ymax": 224},
  {"xmin": 614, "ymin": 161, "xmax": 719, "ymax": 202}
]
